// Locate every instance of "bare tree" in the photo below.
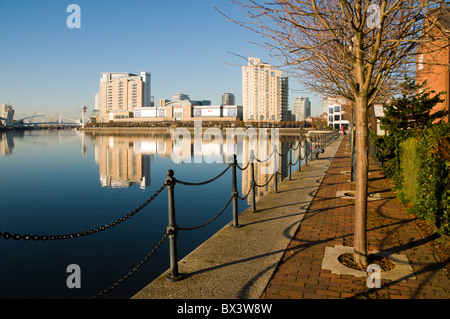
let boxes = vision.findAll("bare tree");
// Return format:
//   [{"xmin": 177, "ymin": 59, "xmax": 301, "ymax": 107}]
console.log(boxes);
[{"xmin": 218, "ymin": 0, "xmax": 449, "ymax": 265}]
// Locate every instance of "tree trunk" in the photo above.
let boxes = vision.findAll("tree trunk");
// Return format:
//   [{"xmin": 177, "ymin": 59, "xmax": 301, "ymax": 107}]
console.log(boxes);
[{"xmin": 354, "ymin": 95, "xmax": 369, "ymax": 266}]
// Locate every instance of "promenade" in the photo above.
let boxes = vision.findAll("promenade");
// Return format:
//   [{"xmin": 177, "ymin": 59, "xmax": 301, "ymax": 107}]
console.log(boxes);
[
  {"xmin": 262, "ymin": 135, "xmax": 450, "ymax": 299},
  {"xmin": 132, "ymin": 134, "xmax": 449, "ymax": 300},
  {"xmin": 132, "ymin": 134, "xmax": 342, "ymax": 299}
]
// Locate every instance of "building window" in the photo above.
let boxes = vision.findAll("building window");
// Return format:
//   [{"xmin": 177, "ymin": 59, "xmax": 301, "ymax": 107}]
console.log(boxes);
[
  {"xmin": 329, "ymin": 107, "xmax": 334, "ymax": 114},
  {"xmin": 334, "ymin": 114, "xmax": 340, "ymax": 121},
  {"xmin": 334, "ymin": 106, "xmax": 340, "ymax": 112}
]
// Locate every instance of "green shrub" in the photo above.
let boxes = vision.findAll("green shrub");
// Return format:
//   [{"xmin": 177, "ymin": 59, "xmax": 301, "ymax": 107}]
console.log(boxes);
[
  {"xmin": 413, "ymin": 124, "xmax": 450, "ymax": 235},
  {"xmin": 397, "ymin": 124, "xmax": 450, "ymax": 234},
  {"xmin": 399, "ymin": 137, "xmax": 420, "ymax": 205}
]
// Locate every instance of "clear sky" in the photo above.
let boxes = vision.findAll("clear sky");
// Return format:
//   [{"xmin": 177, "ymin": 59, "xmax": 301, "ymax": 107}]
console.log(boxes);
[{"xmin": 0, "ymin": 0, "xmax": 323, "ymax": 120}]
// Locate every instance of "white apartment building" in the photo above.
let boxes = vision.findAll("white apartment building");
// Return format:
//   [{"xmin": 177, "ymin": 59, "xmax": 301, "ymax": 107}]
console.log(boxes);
[
  {"xmin": 97, "ymin": 72, "xmax": 151, "ymax": 122},
  {"xmin": 242, "ymin": 57, "xmax": 288, "ymax": 122},
  {"xmin": 322, "ymin": 96, "xmax": 350, "ymax": 130},
  {"xmin": 293, "ymin": 96, "xmax": 311, "ymax": 122}
]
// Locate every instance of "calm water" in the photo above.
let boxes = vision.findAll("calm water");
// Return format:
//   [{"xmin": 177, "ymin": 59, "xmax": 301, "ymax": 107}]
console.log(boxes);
[{"xmin": 0, "ymin": 128, "xmax": 304, "ymax": 299}]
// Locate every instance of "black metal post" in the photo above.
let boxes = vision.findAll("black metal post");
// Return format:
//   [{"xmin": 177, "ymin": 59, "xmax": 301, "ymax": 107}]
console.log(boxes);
[
  {"xmin": 165, "ymin": 169, "xmax": 182, "ymax": 281},
  {"xmin": 305, "ymin": 137, "xmax": 308, "ymax": 166},
  {"xmin": 250, "ymin": 150, "xmax": 257, "ymax": 212},
  {"xmin": 288, "ymin": 141, "xmax": 292, "ymax": 181},
  {"xmin": 273, "ymin": 145, "xmax": 278, "ymax": 192},
  {"xmin": 231, "ymin": 154, "xmax": 240, "ymax": 227}
]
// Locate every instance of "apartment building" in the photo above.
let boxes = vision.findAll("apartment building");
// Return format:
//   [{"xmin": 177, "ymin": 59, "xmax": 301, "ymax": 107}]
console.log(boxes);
[
  {"xmin": 322, "ymin": 96, "xmax": 349, "ymax": 130},
  {"xmin": 293, "ymin": 96, "xmax": 311, "ymax": 122},
  {"xmin": 242, "ymin": 57, "xmax": 288, "ymax": 122},
  {"xmin": 417, "ymin": 7, "xmax": 450, "ymax": 123},
  {"xmin": 97, "ymin": 72, "xmax": 151, "ymax": 123},
  {"xmin": 222, "ymin": 93, "xmax": 235, "ymax": 106}
]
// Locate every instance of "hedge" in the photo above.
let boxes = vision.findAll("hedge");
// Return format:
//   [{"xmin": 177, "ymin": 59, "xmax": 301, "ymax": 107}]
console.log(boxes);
[{"xmin": 398, "ymin": 124, "xmax": 450, "ymax": 234}]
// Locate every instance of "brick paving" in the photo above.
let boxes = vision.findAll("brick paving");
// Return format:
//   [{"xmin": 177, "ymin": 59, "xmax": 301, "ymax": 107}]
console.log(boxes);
[{"xmin": 262, "ymin": 135, "xmax": 450, "ymax": 299}]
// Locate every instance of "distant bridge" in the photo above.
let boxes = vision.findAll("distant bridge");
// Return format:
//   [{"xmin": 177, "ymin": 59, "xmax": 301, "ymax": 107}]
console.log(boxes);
[{"xmin": 1, "ymin": 113, "xmax": 84, "ymax": 129}]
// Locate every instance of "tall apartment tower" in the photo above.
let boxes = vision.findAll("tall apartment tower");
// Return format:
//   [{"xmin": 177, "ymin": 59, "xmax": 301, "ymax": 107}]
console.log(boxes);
[
  {"xmin": 242, "ymin": 57, "xmax": 288, "ymax": 122},
  {"xmin": 293, "ymin": 96, "xmax": 311, "ymax": 122},
  {"xmin": 97, "ymin": 72, "xmax": 151, "ymax": 122},
  {"xmin": 140, "ymin": 72, "xmax": 152, "ymax": 107},
  {"xmin": 222, "ymin": 93, "xmax": 235, "ymax": 106}
]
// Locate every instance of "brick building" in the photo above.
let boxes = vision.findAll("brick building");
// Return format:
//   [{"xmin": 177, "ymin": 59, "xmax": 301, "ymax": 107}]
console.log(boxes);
[{"xmin": 417, "ymin": 7, "xmax": 450, "ymax": 123}]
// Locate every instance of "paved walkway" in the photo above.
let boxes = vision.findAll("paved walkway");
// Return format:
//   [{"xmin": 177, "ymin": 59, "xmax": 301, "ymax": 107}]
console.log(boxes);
[
  {"xmin": 262, "ymin": 135, "xmax": 450, "ymax": 299},
  {"xmin": 132, "ymin": 134, "xmax": 342, "ymax": 299}
]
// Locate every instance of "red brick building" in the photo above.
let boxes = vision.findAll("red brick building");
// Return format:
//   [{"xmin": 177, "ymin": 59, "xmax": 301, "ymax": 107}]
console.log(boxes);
[{"xmin": 417, "ymin": 7, "xmax": 450, "ymax": 123}]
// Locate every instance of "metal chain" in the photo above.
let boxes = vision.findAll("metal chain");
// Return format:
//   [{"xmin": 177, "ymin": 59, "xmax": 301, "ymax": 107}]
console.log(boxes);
[
  {"xmin": 176, "ymin": 163, "xmax": 232, "ymax": 186},
  {"xmin": 276, "ymin": 163, "xmax": 290, "ymax": 177},
  {"xmin": 291, "ymin": 141, "xmax": 300, "ymax": 151},
  {"xmin": 299, "ymin": 149, "xmax": 306, "ymax": 161},
  {"xmin": 255, "ymin": 149, "xmax": 275, "ymax": 163},
  {"xmin": 178, "ymin": 196, "xmax": 233, "ymax": 231},
  {"xmin": 0, "ymin": 182, "xmax": 167, "ymax": 241},
  {"xmin": 276, "ymin": 148, "xmax": 290, "ymax": 157},
  {"xmin": 254, "ymin": 172, "xmax": 276, "ymax": 188},
  {"xmin": 90, "ymin": 232, "xmax": 169, "ymax": 299},
  {"xmin": 237, "ymin": 161, "xmax": 250, "ymax": 171},
  {"xmin": 238, "ymin": 186, "xmax": 252, "ymax": 200}
]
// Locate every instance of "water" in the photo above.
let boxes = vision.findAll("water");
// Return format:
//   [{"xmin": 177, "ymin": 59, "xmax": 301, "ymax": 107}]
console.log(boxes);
[{"xmin": 0, "ymin": 128, "xmax": 304, "ymax": 299}]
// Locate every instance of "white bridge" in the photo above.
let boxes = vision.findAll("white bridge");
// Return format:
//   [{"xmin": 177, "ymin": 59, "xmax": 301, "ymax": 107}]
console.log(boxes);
[{"xmin": 1, "ymin": 105, "xmax": 89, "ymax": 129}]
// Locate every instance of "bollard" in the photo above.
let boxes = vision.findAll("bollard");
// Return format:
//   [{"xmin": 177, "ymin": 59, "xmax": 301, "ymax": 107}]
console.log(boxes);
[
  {"xmin": 250, "ymin": 150, "xmax": 257, "ymax": 212},
  {"xmin": 231, "ymin": 154, "xmax": 240, "ymax": 227},
  {"xmin": 305, "ymin": 137, "xmax": 308, "ymax": 166},
  {"xmin": 298, "ymin": 137, "xmax": 302, "ymax": 172},
  {"xmin": 165, "ymin": 169, "xmax": 182, "ymax": 282},
  {"xmin": 288, "ymin": 141, "xmax": 292, "ymax": 181},
  {"xmin": 273, "ymin": 145, "xmax": 278, "ymax": 192}
]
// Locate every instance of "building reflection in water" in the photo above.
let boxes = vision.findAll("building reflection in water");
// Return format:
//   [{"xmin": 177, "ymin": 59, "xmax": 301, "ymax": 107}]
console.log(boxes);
[
  {"xmin": 0, "ymin": 132, "xmax": 15, "ymax": 157},
  {"xmin": 91, "ymin": 135, "xmax": 155, "ymax": 189},
  {"xmin": 86, "ymin": 130, "xmax": 304, "ymax": 197}
]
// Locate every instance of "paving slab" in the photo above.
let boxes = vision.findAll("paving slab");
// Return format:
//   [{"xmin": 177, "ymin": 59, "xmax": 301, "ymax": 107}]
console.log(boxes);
[{"xmin": 132, "ymin": 136, "xmax": 344, "ymax": 299}]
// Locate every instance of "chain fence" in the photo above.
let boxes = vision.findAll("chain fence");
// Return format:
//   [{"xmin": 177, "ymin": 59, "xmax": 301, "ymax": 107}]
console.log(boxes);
[
  {"xmin": 1, "ymin": 130, "xmax": 338, "ymax": 298},
  {"xmin": 0, "ymin": 182, "xmax": 167, "ymax": 241}
]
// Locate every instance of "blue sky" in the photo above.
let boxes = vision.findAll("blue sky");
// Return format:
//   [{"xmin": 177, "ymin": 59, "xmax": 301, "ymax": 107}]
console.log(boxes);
[{"xmin": 0, "ymin": 0, "xmax": 322, "ymax": 119}]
